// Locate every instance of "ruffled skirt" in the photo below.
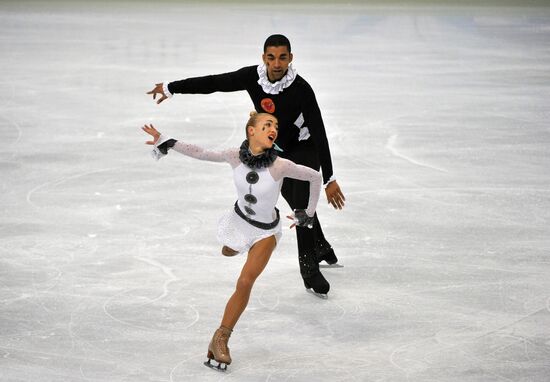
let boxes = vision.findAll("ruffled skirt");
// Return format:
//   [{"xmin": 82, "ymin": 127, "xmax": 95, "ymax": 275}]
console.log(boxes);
[{"xmin": 216, "ymin": 209, "xmax": 282, "ymax": 254}]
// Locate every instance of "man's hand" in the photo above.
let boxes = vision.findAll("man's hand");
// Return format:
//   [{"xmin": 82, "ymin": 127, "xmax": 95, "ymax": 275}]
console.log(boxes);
[
  {"xmin": 325, "ymin": 180, "xmax": 345, "ymax": 210},
  {"xmin": 147, "ymin": 83, "xmax": 168, "ymax": 104}
]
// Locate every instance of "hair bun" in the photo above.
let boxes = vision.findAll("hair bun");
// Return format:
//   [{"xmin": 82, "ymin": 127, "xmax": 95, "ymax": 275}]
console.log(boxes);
[{"xmin": 249, "ymin": 111, "xmax": 258, "ymax": 117}]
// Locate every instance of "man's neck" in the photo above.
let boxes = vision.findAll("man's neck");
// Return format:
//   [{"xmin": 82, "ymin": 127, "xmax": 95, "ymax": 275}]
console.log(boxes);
[{"xmin": 268, "ymin": 71, "xmax": 287, "ymax": 83}]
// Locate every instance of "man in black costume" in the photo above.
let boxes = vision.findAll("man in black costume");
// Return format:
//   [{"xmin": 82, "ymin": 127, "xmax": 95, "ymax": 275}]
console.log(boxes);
[{"xmin": 147, "ymin": 34, "xmax": 345, "ymax": 297}]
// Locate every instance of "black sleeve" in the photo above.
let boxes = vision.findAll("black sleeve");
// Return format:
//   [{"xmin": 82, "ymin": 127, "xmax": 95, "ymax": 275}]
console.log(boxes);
[
  {"xmin": 157, "ymin": 139, "xmax": 177, "ymax": 155},
  {"xmin": 167, "ymin": 66, "xmax": 255, "ymax": 94},
  {"xmin": 302, "ymin": 83, "xmax": 334, "ymax": 185}
]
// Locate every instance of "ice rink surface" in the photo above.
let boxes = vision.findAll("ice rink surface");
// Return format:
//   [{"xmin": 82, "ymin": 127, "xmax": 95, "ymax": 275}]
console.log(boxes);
[{"xmin": 1, "ymin": 1, "xmax": 550, "ymax": 381}]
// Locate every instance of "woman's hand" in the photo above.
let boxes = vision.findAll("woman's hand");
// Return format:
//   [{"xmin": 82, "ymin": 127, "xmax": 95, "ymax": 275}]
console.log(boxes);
[
  {"xmin": 142, "ymin": 124, "xmax": 161, "ymax": 145},
  {"xmin": 286, "ymin": 210, "xmax": 314, "ymax": 229}
]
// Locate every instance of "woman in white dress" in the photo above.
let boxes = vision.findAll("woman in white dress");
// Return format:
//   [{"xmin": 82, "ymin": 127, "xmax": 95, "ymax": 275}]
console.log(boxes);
[{"xmin": 142, "ymin": 112, "xmax": 322, "ymax": 371}]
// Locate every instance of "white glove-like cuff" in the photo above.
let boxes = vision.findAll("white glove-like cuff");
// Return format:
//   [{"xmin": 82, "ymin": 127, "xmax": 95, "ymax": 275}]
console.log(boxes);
[{"xmin": 162, "ymin": 82, "xmax": 173, "ymax": 98}]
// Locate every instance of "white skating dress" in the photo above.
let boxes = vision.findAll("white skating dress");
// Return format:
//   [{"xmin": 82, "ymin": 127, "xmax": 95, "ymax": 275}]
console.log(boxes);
[{"xmin": 154, "ymin": 136, "xmax": 322, "ymax": 253}]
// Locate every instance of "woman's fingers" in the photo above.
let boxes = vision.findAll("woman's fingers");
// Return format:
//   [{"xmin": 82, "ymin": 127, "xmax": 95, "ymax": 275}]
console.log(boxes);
[
  {"xmin": 142, "ymin": 124, "xmax": 159, "ymax": 145},
  {"xmin": 286, "ymin": 215, "xmax": 296, "ymax": 229}
]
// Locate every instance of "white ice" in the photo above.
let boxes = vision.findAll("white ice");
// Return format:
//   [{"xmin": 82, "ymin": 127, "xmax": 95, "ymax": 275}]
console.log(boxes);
[{"xmin": 1, "ymin": 1, "xmax": 550, "ymax": 381}]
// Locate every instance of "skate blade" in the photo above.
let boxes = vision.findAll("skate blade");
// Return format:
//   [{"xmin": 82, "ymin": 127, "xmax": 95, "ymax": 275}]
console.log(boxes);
[
  {"xmin": 204, "ymin": 359, "xmax": 228, "ymax": 372},
  {"xmin": 319, "ymin": 263, "xmax": 344, "ymax": 268},
  {"xmin": 306, "ymin": 288, "xmax": 328, "ymax": 299}
]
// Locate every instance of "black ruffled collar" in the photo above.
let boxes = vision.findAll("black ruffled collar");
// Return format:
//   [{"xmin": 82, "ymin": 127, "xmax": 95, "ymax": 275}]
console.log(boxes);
[{"xmin": 239, "ymin": 140, "xmax": 278, "ymax": 169}]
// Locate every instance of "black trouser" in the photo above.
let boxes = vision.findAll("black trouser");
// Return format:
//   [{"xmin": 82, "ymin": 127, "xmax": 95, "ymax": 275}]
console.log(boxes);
[{"xmin": 280, "ymin": 140, "xmax": 332, "ymax": 278}]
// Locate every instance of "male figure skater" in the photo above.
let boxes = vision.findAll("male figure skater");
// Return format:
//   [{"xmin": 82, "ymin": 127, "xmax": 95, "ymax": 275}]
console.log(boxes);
[{"xmin": 147, "ymin": 34, "xmax": 345, "ymax": 297}]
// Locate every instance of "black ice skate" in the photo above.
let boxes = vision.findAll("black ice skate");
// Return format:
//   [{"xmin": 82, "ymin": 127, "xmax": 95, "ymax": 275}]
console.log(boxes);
[
  {"xmin": 317, "ymin": 244, "xmax": 343, "ymax": 268},
  {"xmin": 303, "ymin": 272, "xmax": 330, "ymax": 299}
]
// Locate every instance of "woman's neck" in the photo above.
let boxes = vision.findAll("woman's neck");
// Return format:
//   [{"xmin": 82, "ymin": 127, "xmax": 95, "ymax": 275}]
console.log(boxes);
[{"xmin": 248, "ymin": 141, "xmax": 265, "ymax": 156}]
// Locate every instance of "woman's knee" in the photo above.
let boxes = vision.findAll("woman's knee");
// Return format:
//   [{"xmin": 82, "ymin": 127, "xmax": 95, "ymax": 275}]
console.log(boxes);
[{"xmin": 236, "ymin": 275, "xmax": 255, "ymax": 292}]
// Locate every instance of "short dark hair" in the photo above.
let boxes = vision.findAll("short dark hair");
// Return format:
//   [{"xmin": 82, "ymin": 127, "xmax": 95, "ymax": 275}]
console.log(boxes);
[{"xmin": 263, "ymin": 34, "xmax": 291, "ymax": 53}]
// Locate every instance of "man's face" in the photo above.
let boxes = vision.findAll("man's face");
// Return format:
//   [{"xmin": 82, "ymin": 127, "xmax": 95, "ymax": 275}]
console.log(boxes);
[{"xmin": 262, "ymin": 46, "xmax": 293, "ymax": 82}]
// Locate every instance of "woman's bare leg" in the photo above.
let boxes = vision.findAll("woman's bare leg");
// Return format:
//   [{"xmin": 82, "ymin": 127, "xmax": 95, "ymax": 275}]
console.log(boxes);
[{"xmin": 220, "ymin": 235, "xmax": 277, "ymax": 329}]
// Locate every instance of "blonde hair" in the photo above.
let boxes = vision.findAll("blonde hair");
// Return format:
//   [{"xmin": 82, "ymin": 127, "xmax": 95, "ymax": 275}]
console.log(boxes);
[{"xmin": 245, "ymin": 111, "xmax": 275, "ymax": 138}]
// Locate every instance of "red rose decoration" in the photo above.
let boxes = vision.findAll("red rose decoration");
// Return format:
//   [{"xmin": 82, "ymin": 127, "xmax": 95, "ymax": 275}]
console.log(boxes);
[{"xmin": 261, "ymin": 98, "xmax": 275, "ymax": 113}]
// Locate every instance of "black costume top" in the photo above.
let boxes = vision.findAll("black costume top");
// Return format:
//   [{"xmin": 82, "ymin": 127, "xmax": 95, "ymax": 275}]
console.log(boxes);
[{"xmin": 167, "ymin": 65, "xmax": 334, "ymax": 185}]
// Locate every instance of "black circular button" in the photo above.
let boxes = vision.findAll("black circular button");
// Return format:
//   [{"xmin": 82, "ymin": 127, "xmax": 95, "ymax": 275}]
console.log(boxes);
[
  {"xmin": 246, "ymin": 171, "xmax": 259, "ymax": 184},
  {"xmin": 244, "ymin": 194, "xmax": 257, "ymax": 204}
]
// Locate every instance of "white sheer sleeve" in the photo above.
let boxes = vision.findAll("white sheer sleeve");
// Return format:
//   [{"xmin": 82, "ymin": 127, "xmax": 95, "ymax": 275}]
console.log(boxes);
[
  {"xmin": 270, "ymin": 157, "xmax": 322, "ymax": 217},
  {"xmin": 171, "ymin": 141, "xmax": 239, "ymax": 165},
  {"xmin": 155, "ymin": 134, "xmax": 240, "ymax": 167}
]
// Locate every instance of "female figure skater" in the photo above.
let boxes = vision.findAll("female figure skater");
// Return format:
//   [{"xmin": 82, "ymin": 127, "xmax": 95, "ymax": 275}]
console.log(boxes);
[{"xmin": 142, "ymin": 112, "xmax": 322, "ymax": 371}]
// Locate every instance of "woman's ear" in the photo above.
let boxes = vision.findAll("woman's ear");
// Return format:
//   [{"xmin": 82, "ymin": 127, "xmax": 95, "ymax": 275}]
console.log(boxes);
[{"xmin": 247, "ymin": 125, "xmax": 255, "ymax": 136}]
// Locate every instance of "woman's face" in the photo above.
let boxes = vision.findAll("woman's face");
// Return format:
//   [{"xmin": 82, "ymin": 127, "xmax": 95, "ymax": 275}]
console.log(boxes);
[{"xmin": 250, "ymin": 114, "xmax": 278, "ymax": 150}]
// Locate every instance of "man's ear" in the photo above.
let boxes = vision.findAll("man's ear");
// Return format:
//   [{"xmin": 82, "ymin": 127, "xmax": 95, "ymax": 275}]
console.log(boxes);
[
  {"xmin": 262, "ymin": 53, "xmax": 267, "ymax": 64},
  {"xmin": 289, "ymin": 53, "xmax": 293, "ymax": 63}
]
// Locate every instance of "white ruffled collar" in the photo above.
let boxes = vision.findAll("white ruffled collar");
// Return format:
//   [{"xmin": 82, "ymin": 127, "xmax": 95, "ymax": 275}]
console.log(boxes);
[{"xmin": 257, "ymin": 63, "xmax": 297, "ymax": 95}]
